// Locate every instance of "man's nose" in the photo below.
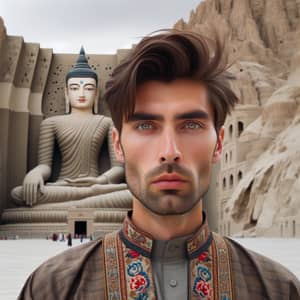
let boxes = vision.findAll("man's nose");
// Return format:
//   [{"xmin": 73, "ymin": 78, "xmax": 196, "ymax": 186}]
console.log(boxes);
[{"xmin": 158, "ymin": 130, "xmax": 182, "ymax": 163}]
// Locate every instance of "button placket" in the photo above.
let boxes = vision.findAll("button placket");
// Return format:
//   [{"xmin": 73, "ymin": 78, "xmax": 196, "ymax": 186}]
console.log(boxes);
[{"xmin": 169, "ymin": 279, "xmax": 178, "ymax": 287}]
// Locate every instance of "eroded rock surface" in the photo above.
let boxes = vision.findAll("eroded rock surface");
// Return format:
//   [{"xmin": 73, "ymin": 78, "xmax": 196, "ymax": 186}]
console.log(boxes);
[{"xmin": 175, "ymin": 0, "xmax": 300, "ymax": 235}]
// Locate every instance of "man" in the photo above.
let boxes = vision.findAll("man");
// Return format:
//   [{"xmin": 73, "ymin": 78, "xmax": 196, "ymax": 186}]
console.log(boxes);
[{"xmin": 18, "ymin": 30, "xmax": 300, "ymax": 300}]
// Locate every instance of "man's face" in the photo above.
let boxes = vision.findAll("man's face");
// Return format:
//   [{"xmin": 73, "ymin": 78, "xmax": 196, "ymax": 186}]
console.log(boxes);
[
  {"xmin": 66, "ymin": 77, "xmax": 97, "ymax": 111},
  {"xmin": 113, "ymin": 79, "xmax": 224, "ymax": 216}
]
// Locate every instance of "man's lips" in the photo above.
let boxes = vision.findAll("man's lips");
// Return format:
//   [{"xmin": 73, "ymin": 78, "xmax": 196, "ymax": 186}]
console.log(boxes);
[
  {"xmin": 151, "ymin": 174, "xmax": 188, "ymax": 189},
  {"xmin": 78, "ymin": 98, "xmax": 86, "ymax": 103}
]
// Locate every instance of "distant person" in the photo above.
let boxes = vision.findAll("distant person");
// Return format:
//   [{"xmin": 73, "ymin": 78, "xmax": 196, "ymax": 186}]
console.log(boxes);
[
  {"xmin": 18, "ymin": 30, "xmax": 300, "ymax": 299},
  {"xmin": 67, "ymin": 234, "xmax": 72, "ymax": 247},
  {"xmin": 51, "ymin": 233, "xmax": 57, "ymax": 242}
]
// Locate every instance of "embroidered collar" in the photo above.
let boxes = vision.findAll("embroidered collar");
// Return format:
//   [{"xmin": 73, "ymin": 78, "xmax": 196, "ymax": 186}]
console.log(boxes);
[{"xmin": 119, "ymin": 211, "xmax": 213, "ymax": 259}]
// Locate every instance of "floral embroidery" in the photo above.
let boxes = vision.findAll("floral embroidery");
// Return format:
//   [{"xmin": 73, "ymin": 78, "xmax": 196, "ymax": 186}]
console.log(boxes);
[
  {"xmin": 198, "ymin": 251, "xmax": 210, "ymax": 262},
  {"xmin": 127, "ymin": 261, "xmax": 150, "ymax": 299},
  {"xmin": 125, "ymin": 221, "xmax": 153, "ymax": 252},
  {"xmin": 194, "ymin": 279, "xmax": 211, "ymax": 297},
  {"xmin": 104, "ymin": 219, "xmax": 233, "ymax": 300},
  {"xmin": 127, "ymin": 249, "xmax": 141, "ymax": 259},
  {"xmin": 187, "ymin": 221, "xmax": 210, "ymax": 256},
  {"xmin": 192, "ymin": 265, "xmax": 212, "ymax": 298}
]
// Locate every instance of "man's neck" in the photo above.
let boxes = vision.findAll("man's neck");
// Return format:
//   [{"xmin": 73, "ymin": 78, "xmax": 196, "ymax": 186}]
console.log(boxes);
[{"xmin": 131, "ymin": 200, "xmax": 203, "ymax": 240}]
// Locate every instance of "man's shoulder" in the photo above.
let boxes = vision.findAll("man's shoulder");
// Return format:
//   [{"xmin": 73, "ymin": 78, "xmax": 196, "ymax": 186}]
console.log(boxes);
[
  {"xmin": 37, "ymin": 237, "xmax": 103, "ymax": 273},
  {"xmin": 225, "ymin": 237, "xmax": 300, "ymax": 299},
  {"xmin": 18, "ymin": 238, "xmax": 105, "ymax": 300}
]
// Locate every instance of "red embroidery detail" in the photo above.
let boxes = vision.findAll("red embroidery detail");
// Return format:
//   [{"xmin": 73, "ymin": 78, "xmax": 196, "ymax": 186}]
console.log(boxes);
[
  {"xmin": 127, "ymin": 249, "xmax": 140, "ymax": 259},
  {"xmin": 198, "ymin": 251, "xmax": 209, "ymax": 262},
  {"xmin": 195, "ymin": 279, "xmax": 211, "ymax": 297},
  {"xmin": 129, "ymin": 274, "xmax": 148, "ymax": 292}
]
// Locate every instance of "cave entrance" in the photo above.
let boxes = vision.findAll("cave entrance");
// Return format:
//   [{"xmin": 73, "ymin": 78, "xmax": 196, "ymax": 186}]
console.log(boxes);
[{"xmin": 75, "ymin": 221, "xmax": 87, "ymax": 237}]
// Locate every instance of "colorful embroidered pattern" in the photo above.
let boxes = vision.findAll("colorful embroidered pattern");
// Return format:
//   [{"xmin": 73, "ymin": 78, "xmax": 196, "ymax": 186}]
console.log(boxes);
[
  {"xmin": 189, "ymin": 234, "xmax": 234, "ymax": 300},
  {"xmin": 187, "ymin": 221, "xmax": 210, "ymax": 255},
  {"xmin": 192, "ymin": 265, "xmax": 212, "ymax": 298},
  {"xmin": 213, "ymin": 233, "xmax": 233, "ymax": 300},
  {"xmin": 103, "ymin": 216, "xmax": 234, "ymax": 300},
  {"xmin": 123, "ymin": 217, "xmax": 153, "ymax": 254},
  {"xmin": 104, "ymin": 231, "xmax": 123, "ymax": 300},
  {"xmin": 190, "ymin": 248, "xmax": 214, "ymax": 300},
  {"xmin": 104, "ymin": 230, "xmax": 156, "ymax": 300},
  {"xmin": 122, "ymin": 242, "xmax": 156, "ymax": 300}
]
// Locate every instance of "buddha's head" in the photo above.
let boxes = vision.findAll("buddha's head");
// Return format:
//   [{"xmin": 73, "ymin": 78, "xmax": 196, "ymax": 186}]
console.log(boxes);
[{"xmin": 65, "ymin": 47, "xmax": 99, "ymax": 114}]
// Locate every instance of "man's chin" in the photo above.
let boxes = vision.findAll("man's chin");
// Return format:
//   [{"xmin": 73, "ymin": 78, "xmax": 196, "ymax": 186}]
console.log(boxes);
[{"xmin": 142, "ymin": 196, "xmax": 200, "ymax": 216}]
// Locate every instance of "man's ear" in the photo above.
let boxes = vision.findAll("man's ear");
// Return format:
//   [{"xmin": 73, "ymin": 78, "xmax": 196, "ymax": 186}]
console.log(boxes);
[
  {"xmin": 212, "ymin": 126, "xmax": 224, "ymax": 164},
  {"xmin": 112, "ymin": 127, "xmax": 124, "ymax": 163}
]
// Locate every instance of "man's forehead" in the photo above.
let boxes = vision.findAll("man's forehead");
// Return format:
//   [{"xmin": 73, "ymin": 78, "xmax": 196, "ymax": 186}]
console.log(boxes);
[{"xmin": 133, "ymin": 79, "xmax": 212, "ymax": 117}]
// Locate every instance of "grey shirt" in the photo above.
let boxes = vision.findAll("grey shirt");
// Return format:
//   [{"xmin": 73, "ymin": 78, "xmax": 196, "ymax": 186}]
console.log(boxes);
[{"xmin": 152, "ymin": 236, "xmax": 190, "ymax": 300}]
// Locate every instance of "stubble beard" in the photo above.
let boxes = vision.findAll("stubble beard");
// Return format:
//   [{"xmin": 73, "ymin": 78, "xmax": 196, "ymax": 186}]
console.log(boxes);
[{"xmin": 124, "ymin": 161, "xmax": 208, "ymax": 216}]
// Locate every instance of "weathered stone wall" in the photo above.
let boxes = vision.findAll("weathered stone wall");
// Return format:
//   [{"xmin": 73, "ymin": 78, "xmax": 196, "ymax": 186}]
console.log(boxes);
[{"xmin": 175, "ymin": 0, "xmax": 300, "ymax": 237}]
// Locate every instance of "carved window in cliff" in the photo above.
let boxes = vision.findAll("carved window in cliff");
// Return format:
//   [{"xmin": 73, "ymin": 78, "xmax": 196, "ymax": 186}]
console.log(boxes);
[
  {"xmin": 238, "ymin": 121, "xmax": 244, "ymax": 136},
  {"xmin": 225, "ymin": 153, "xmax": 228, "ymax": 164},
  {"xmin": 230, "ymin": 151, "xmax": 233, "ymax": 162},
  {"xmin": 223, "ymin": 177, "xmax": 226, "ymax": 189},
  {"xmin": 229, "ymin": 124, "xmax": 233, "ymax": 138},
  {"xmin": 238, "ymin": 171, "xmax": 243, "ymax": 181},
  {"xmin": 230, "ymin": 174, "xmax": 234, "ymax": 188}
]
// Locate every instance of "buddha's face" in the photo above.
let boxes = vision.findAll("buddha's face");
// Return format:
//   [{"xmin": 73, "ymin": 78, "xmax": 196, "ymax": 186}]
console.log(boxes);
[{"xmin": 66, "ymin": 77, "xmax": 97, "ymax": 112}]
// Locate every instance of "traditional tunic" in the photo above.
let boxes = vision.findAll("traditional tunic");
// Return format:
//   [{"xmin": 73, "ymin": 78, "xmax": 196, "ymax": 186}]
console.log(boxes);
[{"xmin": 18, "ymin": 213, "xmax": 300, "ymax": 300}]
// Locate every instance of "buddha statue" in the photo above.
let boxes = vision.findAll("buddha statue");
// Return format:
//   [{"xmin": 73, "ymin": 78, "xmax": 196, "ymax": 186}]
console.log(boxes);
[{"xmin": 11, "ymin": 47, "xmax": 132, "ymax": 209}]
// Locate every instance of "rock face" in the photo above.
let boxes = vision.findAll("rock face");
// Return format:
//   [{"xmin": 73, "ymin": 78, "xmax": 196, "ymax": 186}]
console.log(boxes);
[
  {"xmin": 0, "ymin": 16, "xmax": 7, "ymax": 50},
  {"xmin": 175, "ymin": 0, "xmax": 300, "ymax": 236}
]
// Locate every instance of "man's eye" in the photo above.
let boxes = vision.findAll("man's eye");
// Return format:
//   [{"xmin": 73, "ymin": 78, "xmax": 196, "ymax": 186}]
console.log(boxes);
[
  {"xmin": 136, "ymin": 123, "xmax": 154, "ymax": 130},
  {"xmin": 70, "ymin": 87, "xmax": 78, "ymax": 91},
  {"xmin": 183, "ymin": 121, "xmax": 202, "ymax": 129}
]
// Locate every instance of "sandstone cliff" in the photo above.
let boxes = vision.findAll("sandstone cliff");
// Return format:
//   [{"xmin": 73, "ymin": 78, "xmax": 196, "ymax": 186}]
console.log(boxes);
[
  {"xmin": 175, "ymin": 0, "xmax": 300, "ymax": 235},
  {"xmin": 0, "ymin": 16, "xmax": 7, "ymax": 51}
]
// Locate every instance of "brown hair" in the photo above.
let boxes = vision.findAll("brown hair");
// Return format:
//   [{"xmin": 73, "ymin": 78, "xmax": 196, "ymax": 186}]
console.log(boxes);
[{"xmin": 104, "ymin": 29, "xmax": 238, "ymax": 132}]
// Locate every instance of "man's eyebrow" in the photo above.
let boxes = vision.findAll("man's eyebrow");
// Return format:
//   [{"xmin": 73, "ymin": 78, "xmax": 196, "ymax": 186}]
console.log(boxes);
[
  {"xmin": 69, "ymin": 83, "xmax": 80, "ymax": 87},
  {"xmin": 127, "ymin": 112, "xmax": 163, "ymax": 122},
  {"xmin": 175, "ymin": 110, "xmax": 210, "ymax": 120}
]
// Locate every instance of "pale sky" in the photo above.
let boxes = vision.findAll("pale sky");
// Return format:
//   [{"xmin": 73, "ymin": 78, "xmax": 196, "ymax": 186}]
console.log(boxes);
[{"xmin": 0, "ymin": 0, "xmax": 202, "ymax": 54}]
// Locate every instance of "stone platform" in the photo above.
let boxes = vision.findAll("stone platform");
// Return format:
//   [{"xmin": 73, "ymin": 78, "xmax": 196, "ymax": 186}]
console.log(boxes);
[{"xmin": 0, "ymin": 207, "xmax": 129, "ymax": 238}]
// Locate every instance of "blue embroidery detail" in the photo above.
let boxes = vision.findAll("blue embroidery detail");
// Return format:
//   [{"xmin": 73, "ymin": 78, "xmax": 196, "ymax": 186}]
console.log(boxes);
[
  {"xmin": 192, "ymin": 265, "xmax": 212, "ymax": 298},
  {"xmin": 127, "ymin": 261, "xmax": 150, "ymax": 299}
]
